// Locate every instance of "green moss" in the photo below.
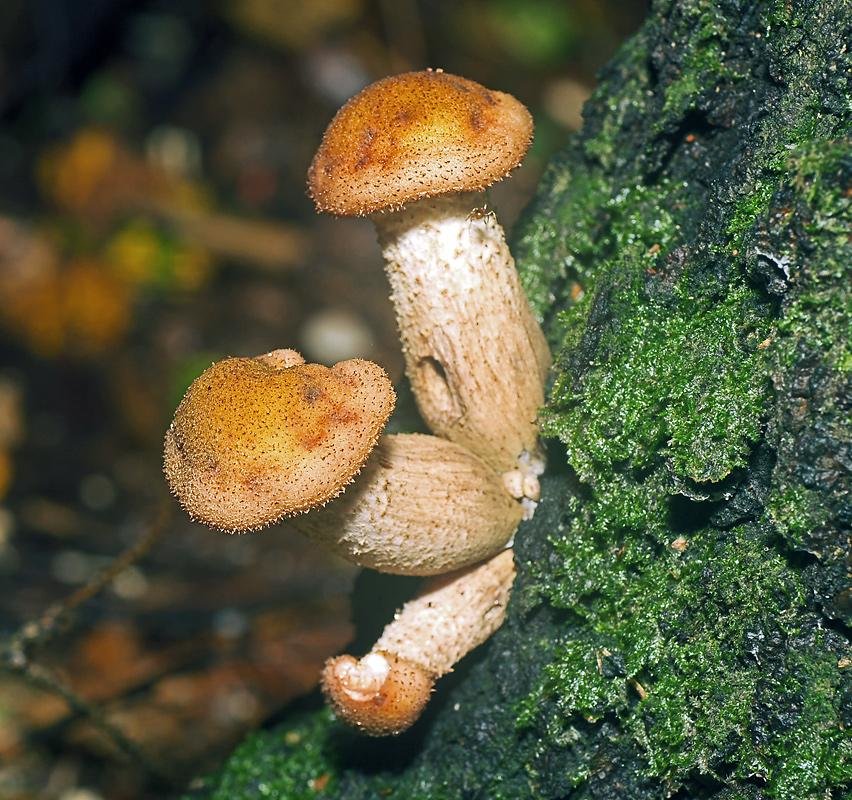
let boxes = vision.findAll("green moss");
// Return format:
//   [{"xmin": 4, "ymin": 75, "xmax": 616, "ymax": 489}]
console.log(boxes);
[
  {"xmin": 518, "ymin": 6, "xmax": 850, "ymax": 795},
  {"xmin": 765, "ymin": 649, "xmax": 852, "ymax": 800},
  {"xmin": 727, "ymin": 180, "xmax": 778, "ymax": 244},
  {"xmin": 513, "ymin": 156, "xmax": 613, "ymax": 326},
  {"xmin": 516, "ymin": 169, "xmax": 691, "ymax": 341},
  {"xmin": 660, "ymin": 12, "xmax": 731, "ymax": 123},
  {"xmin": 581, "ymin": 37, "xmax": 650, "ymax": 170},
  {"xmin": 766, "ymin": 484, "xmax": 831, "ymax": 548},
  {"xmin": 522, "ymin": 132, "xmax": 850, "ymax": 799},
  {"xmin": 520, "ymin": 527, "xmax": 849, "ymax": 797},
  {"xmin": 198, "ymin": 711, "xmax": 339, "ymax": 799},
  {"xmin": 774, "ymin": 141, "xmax": 852, "ymax": 371},
  {"xmin": 543, "ymin": 276, "xmax": 771, "ymax": 489},
  {"xmin": 724, "ymin": 6, "xmax": 850, "ymax": 249}
]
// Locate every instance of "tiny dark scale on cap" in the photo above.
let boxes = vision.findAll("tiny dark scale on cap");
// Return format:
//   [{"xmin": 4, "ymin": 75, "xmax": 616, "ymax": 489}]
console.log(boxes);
[
  {"xmin": 302, "ymin": 383, "xmax": 324, "ymax": 404},
  {"xmin": 308, "ymin": 69, "xmax": 533, "ymax": 217}
]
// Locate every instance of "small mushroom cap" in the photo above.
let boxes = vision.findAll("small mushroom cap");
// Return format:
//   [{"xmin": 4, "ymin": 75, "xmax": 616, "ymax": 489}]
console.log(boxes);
[
  {"xmin": 321, "ymin": 651, "xmax": 434, "ymax": 736},
  {"xmin": 308, "ymin": 70, "xmax": 533, "ymax": 216},
  {"xmin": 163, "ymin": 351, "xmax": 395, "ymax": 532}
]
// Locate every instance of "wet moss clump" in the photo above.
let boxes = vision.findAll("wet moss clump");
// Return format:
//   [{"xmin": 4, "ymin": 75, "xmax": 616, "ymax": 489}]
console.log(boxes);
[
  {"xmin": 190, "ymin": 1, "xmax": 850, "ymax": 797},
  {"xmin": 518, "ymin": 526, "xmax": 847, "ymax": 797}
]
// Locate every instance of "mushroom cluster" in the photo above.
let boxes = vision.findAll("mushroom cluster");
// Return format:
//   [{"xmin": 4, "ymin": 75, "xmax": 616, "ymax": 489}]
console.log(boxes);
[
  {"xmin": 165, "ymin": 349, "xmax": 521, "ymax": 576},
  {"xmin": 164, "ymin": 69, "xmax": 549, "ymax": 736},
  {"xmin": 309, "ymin": 69, "xmax": 550, "ymax": 510}
]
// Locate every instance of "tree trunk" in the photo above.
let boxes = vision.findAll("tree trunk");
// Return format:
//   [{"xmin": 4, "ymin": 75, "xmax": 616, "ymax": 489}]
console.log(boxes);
[{"xmin": 191, "ymin": 1, "xmax": 850, "ymax": 797}]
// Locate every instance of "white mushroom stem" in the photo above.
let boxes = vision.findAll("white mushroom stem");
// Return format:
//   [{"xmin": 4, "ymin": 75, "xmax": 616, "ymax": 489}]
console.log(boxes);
[
  {"xmin": 292, "ymin": 433, "xmax": 521, "ymax": 575},
  {"xmin": 375, "ymin": 547, "xmax": 516, "ymax": 674},
  {"xmin": 372, "ymin": 191, "xmax": 550, "ymax": 504},
  {"xmin": 322, "ymin": 548, "xmax": 516, "ymax": 735}
]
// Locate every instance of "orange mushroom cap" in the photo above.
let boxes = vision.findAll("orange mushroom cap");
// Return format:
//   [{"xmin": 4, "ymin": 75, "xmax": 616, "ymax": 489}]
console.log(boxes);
[
  {"xmin": 321, "ymin": 651, "xmax": 434, "ymax": 736},
  {"xmin": 308, "ymin": 69, "xmax": 533, "ymax": 216},
  {"xmin": 163, "ymin": 350, "xmax": 395, "ymax": 532}
]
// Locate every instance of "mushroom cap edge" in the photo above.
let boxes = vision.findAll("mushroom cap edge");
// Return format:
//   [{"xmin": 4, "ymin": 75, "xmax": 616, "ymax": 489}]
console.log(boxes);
[{"xmin": 308, "ymin": 69, "xmax": 533, "ymax": 216}]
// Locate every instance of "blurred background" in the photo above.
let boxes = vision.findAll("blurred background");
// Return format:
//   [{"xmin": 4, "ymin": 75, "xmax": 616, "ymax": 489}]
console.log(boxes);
[{"xmin": 0, "ymin": 1, "xmax": 646, "ymax": 797}]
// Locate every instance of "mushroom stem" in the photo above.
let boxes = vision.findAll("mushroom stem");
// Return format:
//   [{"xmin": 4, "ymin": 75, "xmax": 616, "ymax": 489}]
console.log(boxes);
[
  {"xmin": 293, "ymin": 433, "xmax": 521, "ymax": 575},
  {"xmin": 322, "ymin": 548, "xmax": 516, "ymax": 735},
  {"xmin": 373, "ymin": 191, "xmax": 550, "ymax": 499}
]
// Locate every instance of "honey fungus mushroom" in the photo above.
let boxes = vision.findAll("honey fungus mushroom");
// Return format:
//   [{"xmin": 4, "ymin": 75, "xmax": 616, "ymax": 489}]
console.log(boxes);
[
  {"xmin": 164, "ymin": 350, "xmax": 520, "ymax": 574},
  {"xmin": 163, "ymin": 349, "xmax": 394, "ymax": 531},
  {"xmin": 308, "ymin": 69, "xmax": 551, "ymax": 510},
  {"xmin": 322, "ymin": 548, "xmax": 516, "ymax": 735}
]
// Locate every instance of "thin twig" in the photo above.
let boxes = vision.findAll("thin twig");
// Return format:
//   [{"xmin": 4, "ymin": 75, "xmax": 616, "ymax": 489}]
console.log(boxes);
[
  {"xmin": 11, "ymin": 502, "xmax": 170, "ymax": 654},
  {"xmin": 13, "ymin": 660, "xmax": 173, "ymax": 785},
  {"xmin": 0, "ymin": 501, "xmax": 175, "ymax": 786}
]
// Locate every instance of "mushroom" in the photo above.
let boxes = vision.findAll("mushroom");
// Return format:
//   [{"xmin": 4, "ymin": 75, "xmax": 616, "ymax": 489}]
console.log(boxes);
[
  {"xmin": 322, "ymin": 548, "xmax": 515, "ymax": 735},
  {"xmin": 164, "ymin": 350, "xmax": 520, "ymax": 573},
  {"xmin": 163, "ymin": 349, "xmax": 394, "ymax": 532},
  {"xmin": 308, "ymin": 69, "xmax": 551, "ymax": 511}
]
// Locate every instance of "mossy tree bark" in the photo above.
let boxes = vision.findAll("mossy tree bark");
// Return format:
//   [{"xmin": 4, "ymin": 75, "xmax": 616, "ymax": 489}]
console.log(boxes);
[{"xmin": 191, "ymin": 1, "xmax": 850, "ymax": 798}]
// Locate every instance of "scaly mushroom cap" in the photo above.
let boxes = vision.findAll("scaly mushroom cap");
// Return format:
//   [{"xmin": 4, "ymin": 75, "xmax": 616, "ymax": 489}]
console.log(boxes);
[
  {"xmin": 163, "ymin": 350, "xmax": 395, "ymax": 532},
  {"xmin": 321, "ymin": 652, "xmax": 434, "ymax": 736},
  {"xmin": 308, "ymin": 69, "xmax": 533, "ymax": 216},
  {"xmin": 322, "ymin": 549, "xmax": 516, "ymax": 735}
]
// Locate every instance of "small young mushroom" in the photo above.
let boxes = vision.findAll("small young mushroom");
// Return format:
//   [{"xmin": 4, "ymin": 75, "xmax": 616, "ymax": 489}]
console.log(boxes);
[
  {"xmin": 322, "ymin": 548, "xmax": 516, "ymax": 735},
  {"xmin": 164, "ymin": 351, "xmax": 520, "ymax": 573},
  {"xmin": 163, "ymin": 349, "xmax": 395, "ymax": 531},
  {"xmin": 308, "ymin": 69, "xmax": 551, "ymax": 509}
]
